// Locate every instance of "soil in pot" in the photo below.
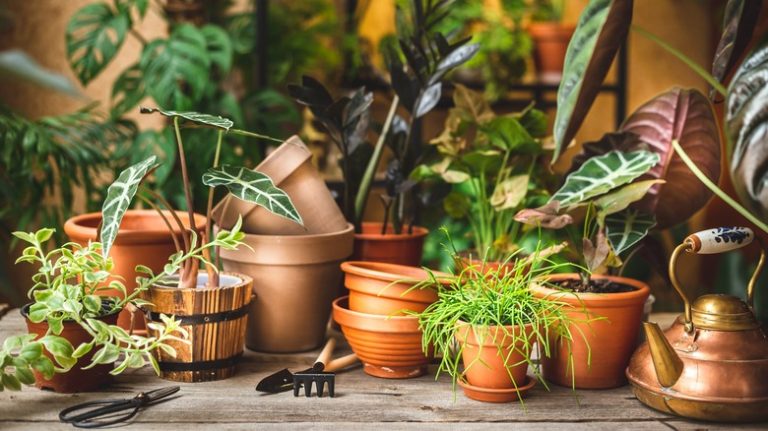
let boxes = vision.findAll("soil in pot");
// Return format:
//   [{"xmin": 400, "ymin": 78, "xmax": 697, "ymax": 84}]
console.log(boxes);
[
  {"xmin": 22, "ymin": 304, "xmax": 120, "ymax": 393},
  {"xmin": 532, "ymin": 274, "xmax": 650, "ymax": 389},
  {"xmin": 353, "ymin": 222, "xmax": 428, "ymax": 266}
]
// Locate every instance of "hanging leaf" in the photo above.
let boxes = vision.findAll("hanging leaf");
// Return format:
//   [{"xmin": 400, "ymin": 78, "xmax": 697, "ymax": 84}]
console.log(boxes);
[
  {"xmin": 550, "ymin": 150, "xmax": 660, "ymax": 208},
  {"xmin": 711, "ymin": 0, "xmax": 763, "ymax": 93},
  {"xmin": 140, "ymin": 107, "xmax": 233, "ymax": 130},
  {"xmin": 552, "ymin": 0, "xmax": 634, "ymax": 162},
  {"xmin": 414, "ymin": 82, "xmax": 442, "ymax": 118},
  {"xmin": 490, "ymin": 175, "xmax": 530, "ymax": 210},
  {"xmin": 727, "ymin": 36, "xmax": 768, "ymax": 221},
  {"xmin": 594, "ymin": 179, "xmax": 664, "ymax": 221},
  {"xmin": 66, "ymin": 3, "xmax": 129, "ymax": 85},
  {"xmin": 110, "ymin": 64, "xmax": 144, "ymax": 118},
  {"xmin": 621, "ymin": 88, "xmax": 721, "ymax": 228},
  {"xmin": 514, "ymin": 201, "xmax": 574, "ymax": 229},
  {"xmin": 100, "ymin": 156, "xmax": 158, "ymax": 258},
  {"xmin": 430, "ymin": 43, "xmax": 481, "ymax": 84},
  {"xmin": 203, "ymin": 166, "xmax": 303, "ymax": 225},
  {"xmin": 0, "ymin": 50, "xmax": 82, "ymax": 97},
  {"xmin": 605, "ymin": 210, "xmax": 656, "ymax": 255}
]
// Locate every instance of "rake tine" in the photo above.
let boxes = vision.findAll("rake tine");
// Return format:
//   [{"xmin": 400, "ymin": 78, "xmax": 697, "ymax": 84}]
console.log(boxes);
[
  {"xmin": 328, "ymin": 378, "xmax": 335, "ymax": 398},
  {"xmin": 304, "ymin": 379, "xmax": 312, "ymax": 397},
  {"xmin": 316, "ymin": 379, "xmax": 326, "ymax": 398}
]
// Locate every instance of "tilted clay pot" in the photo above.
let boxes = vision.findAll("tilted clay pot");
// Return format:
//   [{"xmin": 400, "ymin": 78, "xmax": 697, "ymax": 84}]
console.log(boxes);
[
  {"xmin": 64, "ymin": 210, "xmax": 206, "ymax": 330},
  {"xmin": 212, "ymin": 135, "xmax": 348, "ymax": 235},
  {"xmin": 23, "ymin": 304, "xmax": 120, "ymax": 393},
  {"xmin": 341, "ymin": 261, "xmax": 451, "ymax": 316},
  {"xmin": 353, "ymin": 222, "xmax": 428, "ymax": 266},
  {"xmin": 219, "ymin": 224, "xmax": 354, "ymax": 353},
  {"xmin": 333, "ymin": 296, "xmax": 429, "ymax": 379},
  {"xmin": 531, "ymin": 273, "xmax": 650, "ymax": 389},
  {"xmin": 528, "ymin": 22, "xmax": 576, "ymax": 83},
  {"xmin": 456, "ymin": 322, "xmax": 534, "ymax": 390}
]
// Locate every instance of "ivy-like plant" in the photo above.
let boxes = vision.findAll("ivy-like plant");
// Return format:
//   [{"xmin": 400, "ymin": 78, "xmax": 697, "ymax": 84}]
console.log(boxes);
[{"xmin": 0, "ymin": 228, "xmax": 190, "ymax": 390}]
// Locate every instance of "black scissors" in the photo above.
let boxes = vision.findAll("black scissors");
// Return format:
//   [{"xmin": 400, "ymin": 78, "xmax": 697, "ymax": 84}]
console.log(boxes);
[{"xmin": 59, "ymin": 386, "xmax": 180, "ymax": 428}]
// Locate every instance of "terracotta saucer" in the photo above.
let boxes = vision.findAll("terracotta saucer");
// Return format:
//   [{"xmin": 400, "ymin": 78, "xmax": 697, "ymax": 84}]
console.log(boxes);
[{"xmin": 457, "ymin": 376, "xmax": 537, "ymax": 403}]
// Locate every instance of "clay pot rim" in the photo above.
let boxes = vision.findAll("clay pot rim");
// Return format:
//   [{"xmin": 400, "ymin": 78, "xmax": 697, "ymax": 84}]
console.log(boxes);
[
  {"xmin": 531, "ymin": 273, "xmax": 650, "ymax": 306},
  {"xmin": 150, "ymin": 271, "xmax": 253, "ymax": 293},
  {"xmin": 21, "ymin": 300, "xmax": 121, "ymax": 323},
  {"xmin": 333, "ymin": 296, "xmax": 419, "ymax": 322},
  {"xmin": 355, "ymin": 222, "xmax": 429, "ymax": 240},
  {"xmin": 65, "ymin": 210, "xmax": 207, "ymax": 241},
  {"xmin": 455, "ymin": 320, "xmax": 534, "ymax": 348},
  {"xmin": 527, "ymin": 21, "xmax": 577, "ymax": 37},
  {"xmin": 341, "ymin": 261, "xmax": 452, "ymax": 286},
  {"xmin": 333, "ymin": 296, "xmax": 422, "ymax": 334},
  {"xmin": 222, "ymin": 222, "xmax": 354, "ymax": 241}
]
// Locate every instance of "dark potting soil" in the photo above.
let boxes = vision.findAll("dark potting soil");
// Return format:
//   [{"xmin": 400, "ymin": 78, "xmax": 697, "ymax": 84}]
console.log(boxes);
[{"xmin": 555, "ymin": 278, "xmax": 637, "ymax": 294}]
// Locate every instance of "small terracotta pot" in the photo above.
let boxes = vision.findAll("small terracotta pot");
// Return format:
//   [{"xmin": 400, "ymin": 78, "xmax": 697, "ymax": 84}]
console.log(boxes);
[
  {"xmin": 456, "ymin": 322, "xmax": 533, "ymax": 390},
  {"xmin": 333, "ymin": 296, "xmax": 429, "ymax": 379},
  {"xmin": 531, "ymin": 273, "xmax": 650, "ymax": 389},
  {"xmin": 528, "ymin": 22, "xmax": 576, "ymax": 83},
  {"xmin": 219, "ymin": 224, "xmax": 354, "ymax": 353},
  {"xmin": 64, "ymin": 210, "xmax": 206, "ymax": 330},
  {"xmin": 212, "ymin": 135, "xmax": 348, "ymax": 235},
  {"xmin": 353, "ymin": 222, "xmax": 428, "ymax": 266},
  {"xmin": 22, "ymin": 304, "xmax": 120, "ymax": 393},
  {"xmin": 341, "ymin": 261, "xmax": 451, "ymax": 315}
]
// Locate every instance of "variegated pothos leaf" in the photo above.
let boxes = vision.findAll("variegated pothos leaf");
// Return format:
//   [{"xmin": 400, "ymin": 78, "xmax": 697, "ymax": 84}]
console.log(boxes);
[
  {"xmin": 139, "ymin": 107, "xmax": 234, "ymax": 130},
  {"xmin": 605, "ymin": 210, "xmax": 656, "ymax": 255},
  {"xmin": 549, "ymin": 150, "xmax": 660, "ymax": 208},
  {"xmin": 100, "ymin": 155, "xmax": 158, "ymax": 258},
  {"xmin": 202, "ymin": 165, "xmax": 303, "ymax": 225}
]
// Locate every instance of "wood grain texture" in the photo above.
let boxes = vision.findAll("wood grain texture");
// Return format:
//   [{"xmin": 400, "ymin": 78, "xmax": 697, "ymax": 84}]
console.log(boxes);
[{"xmin": 0, "ymin": 311, "xmax": 763, "ymax": 429}]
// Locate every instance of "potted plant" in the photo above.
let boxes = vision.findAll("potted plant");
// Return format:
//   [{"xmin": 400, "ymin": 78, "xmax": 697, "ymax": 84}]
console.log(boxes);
[
  {"xmin": 418, "ymin": 232, "xmax": 583, "ymax": 402},
  {"xmin": 527, "ymin": 0, "xmax": 574, "ymax": 83},
  {"xmin": 0, "ymin": 228, "xmax": 186, "ymax": 393}
]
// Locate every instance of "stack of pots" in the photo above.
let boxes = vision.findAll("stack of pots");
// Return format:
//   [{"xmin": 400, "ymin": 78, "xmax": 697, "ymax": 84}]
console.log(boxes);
[
  {"xmin": 333, "ymin": 261, "xmax": 450, "ymax": 378},
  {"xmin": 213, "ymin": 136, "xmax": 354, "ymax": 353}
]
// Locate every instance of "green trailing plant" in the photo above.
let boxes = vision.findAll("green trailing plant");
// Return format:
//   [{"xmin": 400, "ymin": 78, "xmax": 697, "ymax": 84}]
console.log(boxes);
[
  {"xmin": 417, "ymin": 231, "xmax": 585, "ymax": 394},
  {"xmin": 0, "ymin": 228, "xmax": 188, "ymax": 390},
  {"xmin": 414, "ymin": 84, "xmax": 553, "ymax": 261}
]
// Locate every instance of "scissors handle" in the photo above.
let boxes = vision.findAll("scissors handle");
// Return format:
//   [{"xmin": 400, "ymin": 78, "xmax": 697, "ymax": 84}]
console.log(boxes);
[{"xmin": 59, "ymin": 399, "xmax": 140, "ymax": 428}]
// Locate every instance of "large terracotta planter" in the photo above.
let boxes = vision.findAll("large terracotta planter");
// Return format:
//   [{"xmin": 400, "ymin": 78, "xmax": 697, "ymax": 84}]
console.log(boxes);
[
  {"xmin": 219, "ymin": 224, "xmax": 354, "ymax": 353},
  {"xmin": 528, "ymin": 22, "xmax": 575, "ymax": 83},
  {"xmin": 531, "ymin": 273, "xmax": 650, "ymax": 389},
  {"xmin": 143, "ymin": 272, "xmax": 252, "ymax": 383},
  {"xmin": 212, "ymin": 135, "xmax": 348, "ymax": 235},
  {"xmin": 333, "ymin": 296, "xmax": 429, "ymax": 379},
  {"xmin": 353, "ymin": 222, "xmax": 428, "ymax": 266},
  {"xmin": 22, "ymin": 304, "xmax": 120, "ymax": 393},
  {"xmin": 341, "ymin": 261, "xmax": 451, "ymax": 315},
  {"xmin": 64, "ymin": 210, "xmax": 206, "ymax": 330}
]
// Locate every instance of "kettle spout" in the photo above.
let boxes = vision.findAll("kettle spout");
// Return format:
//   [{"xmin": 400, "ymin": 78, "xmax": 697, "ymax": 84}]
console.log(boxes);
[{"xmin": 643, "ymin": 322, "xmax": 684, "ymax": 388}]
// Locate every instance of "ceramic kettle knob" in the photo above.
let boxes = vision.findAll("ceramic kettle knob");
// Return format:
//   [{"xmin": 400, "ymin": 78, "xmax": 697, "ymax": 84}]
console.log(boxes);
[{"xmin": 686, "ymin": 227, "xmax": 754, "ymax": 254}]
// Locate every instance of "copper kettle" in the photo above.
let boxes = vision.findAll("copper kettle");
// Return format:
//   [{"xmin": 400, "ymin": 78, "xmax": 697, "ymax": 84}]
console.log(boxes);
[{"xmin": 627, "ymin": 227, "xmax": 768, "ymax": 423}]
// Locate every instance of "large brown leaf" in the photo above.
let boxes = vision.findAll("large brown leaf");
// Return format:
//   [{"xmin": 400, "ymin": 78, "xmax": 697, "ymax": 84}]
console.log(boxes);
[
  {"xmin": 620, "ymin": 88, "xmax": 721, "ymax": 228},
  {"xmin": 711, "ymin": 0, "xmax": 763, "ymax": 96}
]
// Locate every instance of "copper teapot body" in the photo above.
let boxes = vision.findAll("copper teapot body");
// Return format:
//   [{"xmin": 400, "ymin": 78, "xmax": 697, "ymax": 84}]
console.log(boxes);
[{"xmin": 627, "ymin": 227, "xmax": 768, "ymax": 423}]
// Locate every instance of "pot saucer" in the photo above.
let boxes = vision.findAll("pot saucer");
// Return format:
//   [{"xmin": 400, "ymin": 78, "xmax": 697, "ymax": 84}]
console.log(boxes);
[{"xmin": 457, "ymin": 376, "xmax": 537, "ymax": 403}]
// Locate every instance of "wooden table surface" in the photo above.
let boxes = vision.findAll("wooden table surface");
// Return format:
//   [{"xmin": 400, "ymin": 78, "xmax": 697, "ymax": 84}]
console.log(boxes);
[{"xmin": 0, "ymin": 310, "xmax": 765, "ymax": 430}]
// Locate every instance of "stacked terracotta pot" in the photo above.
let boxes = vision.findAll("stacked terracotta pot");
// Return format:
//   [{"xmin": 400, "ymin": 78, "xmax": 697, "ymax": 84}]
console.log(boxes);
[
  {"xmin": 213, "ymin": 136, "xmax": 354, "ymax": 353},
  {"xmin": 333, "ymin": 261, "xmax": 449, "ymax": 379}
]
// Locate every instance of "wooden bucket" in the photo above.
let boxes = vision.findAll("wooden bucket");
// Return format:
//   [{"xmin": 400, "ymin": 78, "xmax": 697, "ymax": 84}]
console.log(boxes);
[{"xmin": 143, "ymin": 272, "xmax": 253, "ymax": 383}]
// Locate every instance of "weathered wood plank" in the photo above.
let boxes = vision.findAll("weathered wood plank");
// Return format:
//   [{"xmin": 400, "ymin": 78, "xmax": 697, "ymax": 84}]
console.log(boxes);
[{"xmin": 0, "ymin": 310, "xmax": 763, "ymax": 430}]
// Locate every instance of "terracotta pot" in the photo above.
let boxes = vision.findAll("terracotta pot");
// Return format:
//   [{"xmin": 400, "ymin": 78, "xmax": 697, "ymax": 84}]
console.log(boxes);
[
  {"xmin": 341, "ymin": 261, "xmax": 451, "ymax": 315},
  {"xmin": 531, "ymin": 274, "xmax": 651, "ymax": 389},
  {"xmin": 333, "ymin": 296, "xmax": 429, "ymax": 379},
  {"xmin": 219, "ymin": 223, "xmax": 354, "ymax": 353},
  {"xmin": 456, "ymin": 322, "xmax": 533, "ymax": 390},
  {"xmin": 143, "ymin": 272, "xmax": 252, "ymax": 382},
  {"xmin": 22, "ymin": 303, "xmax": 120, "ymax": 393},
  {"xmin": 456, "ymin": 253, "xmax": 517, "ymax": 276},
  {"xmin": 64, "ymin": 210, "xmax": 206, "ymax": 330},
  {"xmin": 212, "ymin": 135, "xmax": 348, "ymax": 235},
  {"xmin": 353, "ymin": 222, "xmax": 428, "ymax": 266},
  {"xmin": 528, "ymin": 22, "xmax": 576, "ymax": 83}
]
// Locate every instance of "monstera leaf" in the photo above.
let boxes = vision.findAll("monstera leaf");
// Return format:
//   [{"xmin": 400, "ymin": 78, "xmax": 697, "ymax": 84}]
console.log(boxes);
[
  {"xmin": 66, "ymin": 3, "xmax": 129, "ymax": 85},
  {"xmin": 99, "ymin": 156, "xmax": 158, "ymax": 258},
  {"xmin": 605, "ymin": 210, "xmax": 656, "ymax": 255},
  {"xmin": 711, "ymin": 0, "xmax": 763, "ymax": 93},
  {"xmin": 140, "ymin": 107, "xmax": 233, "ymax": 130},
  {"xmin": 726, "ymin": 36, "xmax": 768, "ymax": 221},
  {"xmin": 202, "ymin": 166, "xmax": 302, "ymax": 225},
  {"xmin": 552, "ymin": 0, "xmax": 634, "ymax": 162},
  {"xmin": 621, "ymin": 88, "xmax": 721, "ymax": 228},
  {"xmin": 550, "ymin": 150, "xmax": 660, "ymax": 208}
]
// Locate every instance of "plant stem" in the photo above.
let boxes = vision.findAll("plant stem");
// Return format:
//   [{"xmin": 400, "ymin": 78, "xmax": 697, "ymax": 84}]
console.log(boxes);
[
  {"xmin": 354, "ymin": 95, "xmax": 400, "ymax": 231},
  {"xmin": 173, "ymin": 117, "xmax": 197, "ymax": 288},
  {"xmin": 143, "ymin": 188, "xmax": 190, "ymax": 253},
  {"xmin": 204, "ymin": 130, "xmax": 224, "ymax": 287},
  {"xmin": 227, "ymin": 128, "xmax": 283, "ymax": 143},
  {"xmin": 672, "ymin": 139, "xmax": 768, "ymax": 234},
  {"xmin": 632, "ymin": 25, "xmax": 727, "ymax": 97},
  {"xmin": 129, "ymin": 29, "xmax": 148, "ymax": 45},
  {"xmin": 137, "ymin": 194, "xmax": 182, "ymax": 253}
]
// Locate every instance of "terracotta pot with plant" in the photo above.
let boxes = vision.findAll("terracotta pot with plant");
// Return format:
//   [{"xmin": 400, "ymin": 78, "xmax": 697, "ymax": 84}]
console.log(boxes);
[
  {"xmin": 527, "ymin": 0, "xmax": 574, "ymax": 83},
  {"xmin": 419, "ymin": 234, "xmax": 583, "ymax": 402},
  {"xmin": 0, "ymin": 228, "xmax": 186, "ymax": 393}
]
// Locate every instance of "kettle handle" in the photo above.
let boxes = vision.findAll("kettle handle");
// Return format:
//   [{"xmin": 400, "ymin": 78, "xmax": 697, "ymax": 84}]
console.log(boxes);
[{"xmin": 669, "ymin": 227, "xmax": 764, "ymax": 333}]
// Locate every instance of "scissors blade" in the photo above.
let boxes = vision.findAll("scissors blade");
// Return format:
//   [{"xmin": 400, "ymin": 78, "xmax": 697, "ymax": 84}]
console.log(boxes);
[{"xmin": 144, "ymin": 386, "xmax": 181, "ymax": 403}]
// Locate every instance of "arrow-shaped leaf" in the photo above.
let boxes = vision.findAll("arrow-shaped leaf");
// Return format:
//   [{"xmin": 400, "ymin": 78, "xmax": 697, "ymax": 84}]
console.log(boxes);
[
  {"xmin": 140, "ymin": 107, "xmax": 233, "ymax": 130},
  {"xmin": 203, "ymin": 166, "xmax": 303, "ymax": 225},
  {"xmin": 605, "ymin": 210, "xmax": 656, "ymax": 255},
  {"xmin": 100, "ymin": 155, "xmax": 158, "ymax": 258}
]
